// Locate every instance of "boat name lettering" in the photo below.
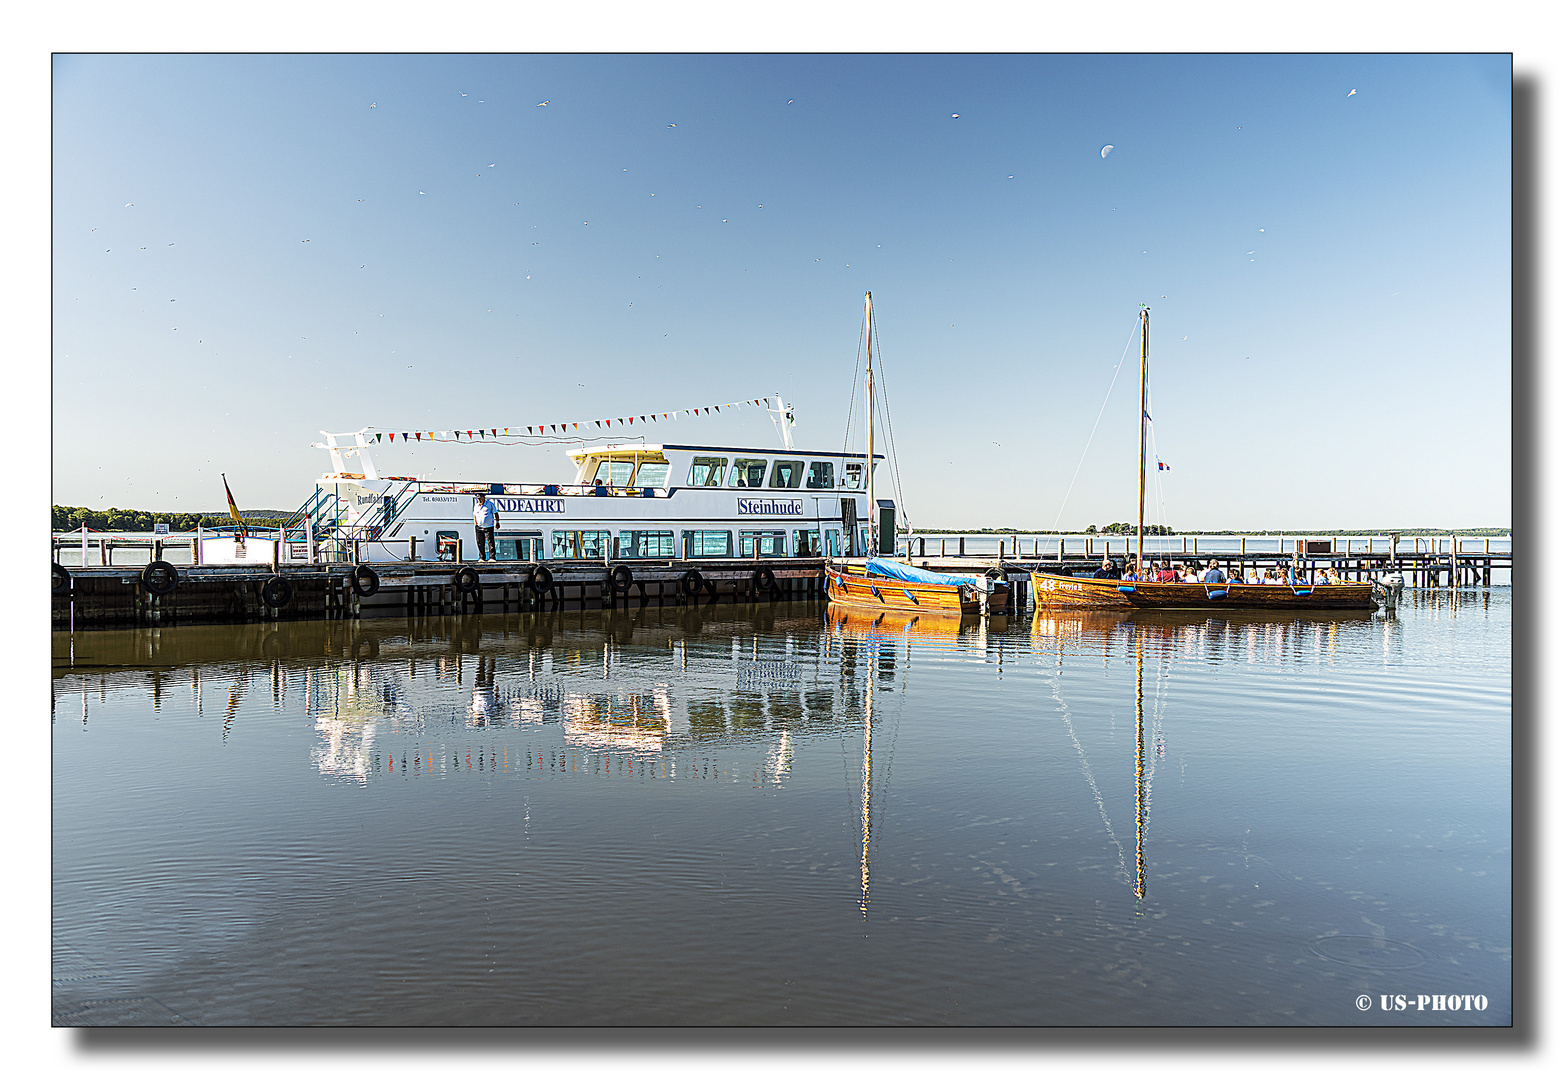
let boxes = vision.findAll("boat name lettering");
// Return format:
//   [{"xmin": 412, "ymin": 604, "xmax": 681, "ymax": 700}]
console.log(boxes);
[
  {"xmin": 737, "ymin": 498, "xmax": 804, "ymax": 516},
  {"xmin": 494, "ymin": 498, "xmax": 566, "ymax": 514}
]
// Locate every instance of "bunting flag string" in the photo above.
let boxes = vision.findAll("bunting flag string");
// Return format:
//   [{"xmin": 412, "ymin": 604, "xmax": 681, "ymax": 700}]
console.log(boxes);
[{"xmin": 368, "ymin": 398, "xmax": 773, "ymax": 445}]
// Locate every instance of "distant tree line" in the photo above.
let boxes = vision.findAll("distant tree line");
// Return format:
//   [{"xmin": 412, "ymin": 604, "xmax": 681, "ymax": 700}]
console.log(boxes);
[
  {"xmin": 1089, "ymin": 523, "xmax": 1174, "ymax": 535},
  {"xmin": 53, "ymin": 506, "xmax": 291, "ymax": 532}
]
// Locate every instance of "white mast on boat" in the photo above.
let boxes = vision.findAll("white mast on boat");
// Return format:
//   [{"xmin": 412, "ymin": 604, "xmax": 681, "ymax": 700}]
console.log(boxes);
[
  {"xmin": 865, "ymin": 291, "xmax": 875, "ymax": 560},
  {"xmin": 1136, "ymin": 306, "xmax": 1149, "ymax": 576}
]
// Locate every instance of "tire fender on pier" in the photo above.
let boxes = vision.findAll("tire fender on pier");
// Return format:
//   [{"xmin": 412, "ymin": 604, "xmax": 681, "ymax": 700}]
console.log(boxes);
[
  {"xmin": 529, "ymin": 565, "xmax": 554, "ymax": 596},
  {"xmin": 352, "ymin": 563, "xmax": 380, "ymax": 597},
  {"xmin": 52, "ymin": 562, "xmax": 71, "ymax": 596},
  {"xmin": 679, "ymin": 569, "xmax": 704, "ymax": 596},
  {"xmin": 454, "ymin": 565, "xmax": 481, "ymax": 594},
  {"xmin": 261, "ymin": 575, "xmax": 294, "ymax": 609},
  {"xmin": 141, "ymin": 560, "xmax": 179, "ymax": 597},
  {"xmin": 752, "ymin": 567, "xmax": 777, "ymax": 593},
  {"xmin": 610, "ymin": 565, "xmax": 634, "ymax": 593}
]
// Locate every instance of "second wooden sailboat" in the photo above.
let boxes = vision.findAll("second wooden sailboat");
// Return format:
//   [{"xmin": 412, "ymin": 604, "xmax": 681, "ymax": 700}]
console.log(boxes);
[{"xmin": 1031, "ymin": 307, "xmax": 1376, "ymax": 611}]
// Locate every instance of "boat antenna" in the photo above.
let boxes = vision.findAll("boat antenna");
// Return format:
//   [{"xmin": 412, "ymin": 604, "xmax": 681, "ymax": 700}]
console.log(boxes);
[
  {"xmin": 1136, "ymin": 306, "xmax": 1149, "ymax": 576},
  {"xmin": 865, "ymin": 291, "xmax": 875, "ymax": 561},
  {"xmin": 768, "ymin": 392, "xmax": 796, "ymax": 450}
]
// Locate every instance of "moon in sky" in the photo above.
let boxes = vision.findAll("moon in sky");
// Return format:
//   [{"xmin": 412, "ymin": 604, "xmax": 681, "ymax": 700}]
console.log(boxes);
[{"xmin": 1101, "ymin": 144, "xmax": 1114, "ymax": 158}]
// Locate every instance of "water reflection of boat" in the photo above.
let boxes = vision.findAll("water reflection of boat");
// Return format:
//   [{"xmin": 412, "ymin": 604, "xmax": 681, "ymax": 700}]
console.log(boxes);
[
  {"xmin": 825, "ymin": 602, "xmax": 980, "ymax": 644},
  {"xmin": 1032, "ymin": 307, "xmax": 1376, "ymax": 613}
]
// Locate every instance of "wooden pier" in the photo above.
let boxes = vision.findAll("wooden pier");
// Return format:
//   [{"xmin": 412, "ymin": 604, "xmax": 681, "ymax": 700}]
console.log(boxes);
[
  {"xmin": 52, "ymin": 535, "xmax": 1509, "ymax": 629},
  {"xmin": 52, "ymin": 558, "xmax": 832, "ymax": 629}
]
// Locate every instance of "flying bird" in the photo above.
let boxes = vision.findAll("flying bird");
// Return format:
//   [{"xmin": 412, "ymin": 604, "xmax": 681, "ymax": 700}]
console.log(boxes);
[
  {"xmin": 536, "ymin": 100, "xmax": 549, "ymax": 106},
  {"xmin": 1347, "ymin": 88, "xmax": 1357, "ymax": 97},
  {"xmin": 1101, "ymin": 144, "xmax": 1114, "ymax": 158},
  {"xmin": 667, "ymin": 123, "xmax": 676, "ymax": 128},
  {"xmin": 459, "ymin": 91, "xmax": 468, "ymax": 97},
  {"xmin": 951, "ymin": 113, "xmax": 959, "ymax": 118}
]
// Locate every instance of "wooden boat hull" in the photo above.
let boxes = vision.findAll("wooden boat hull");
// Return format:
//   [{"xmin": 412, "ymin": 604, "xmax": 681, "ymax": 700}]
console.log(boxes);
[
  {"xmin": 1030, "ymin": 571, "xmax": 1377, "ymax": 611},
  {"xmin": 826, "ymin": 566, "xmax": 982, "ymax": 614}
]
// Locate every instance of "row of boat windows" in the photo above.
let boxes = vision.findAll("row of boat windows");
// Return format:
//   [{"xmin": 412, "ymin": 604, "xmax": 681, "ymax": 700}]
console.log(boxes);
[
  {"xmin": 590, "ymin": 458, "xmax": 865, "ymax": 490},
  {"xmin": 441, "ymin": 528, "xmax": 870, "ymax": 560}
]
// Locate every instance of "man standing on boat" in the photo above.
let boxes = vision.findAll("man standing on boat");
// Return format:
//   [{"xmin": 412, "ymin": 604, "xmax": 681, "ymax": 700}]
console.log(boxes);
[{"xmin": 473, "ymin": 489, "xmax": 500, "ymax": 561}]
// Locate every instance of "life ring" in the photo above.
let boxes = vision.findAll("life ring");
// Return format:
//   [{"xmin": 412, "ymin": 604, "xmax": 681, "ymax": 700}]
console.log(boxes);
[
  {"xmin": 52, "ymin": 562, "xmax": 71, "ymax": 596},
  {"xmin": 679, "ymin": 569, "xmax": 704, "ymax": 596},
  {"xmin": 352, "ymin": 563, "xmax": 380, "ymax": 597},
  {"xmin": 454, "ymin": 565, "xmax": 481, "ymax": 594},
  {"xmin": 141, "ymin": 560, "xmax": 179, "ymax": 597},
  {"xmin": 752, "ymin": 567, "xmax": 777, "ymax": 593},
  {"xmin": 529, "ymin": 565, "xmax": 554, "ymax": 595},
  {"xmin": 261, "ymin": 575, "xmax": 293, "ymax": 608},
  {"xmin": 610, "ymin": 564, "xmax": 633, "ymax": 592}
]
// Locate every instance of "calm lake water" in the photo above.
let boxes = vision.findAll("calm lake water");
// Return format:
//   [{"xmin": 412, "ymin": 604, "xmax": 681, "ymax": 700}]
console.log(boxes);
[{"xmin": 52, "ymin": 588, "xmax": 1511, "ymax": 1026}]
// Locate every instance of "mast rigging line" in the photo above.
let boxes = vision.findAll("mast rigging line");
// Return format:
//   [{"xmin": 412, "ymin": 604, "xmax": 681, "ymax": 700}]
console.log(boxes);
[
  {"xmin": 1051, "ymin": 318, "xmax": 1142, "ymax": 532},
  {"xmin": 867, "ymin": 305, "xmax": 910, "ymax": 533}
]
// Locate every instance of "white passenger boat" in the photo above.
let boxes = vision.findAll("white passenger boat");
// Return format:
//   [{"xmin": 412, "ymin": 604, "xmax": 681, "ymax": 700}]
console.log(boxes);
[{"xmin": 257, "ymin": 415, "xmax": 890, "ymax": 569}]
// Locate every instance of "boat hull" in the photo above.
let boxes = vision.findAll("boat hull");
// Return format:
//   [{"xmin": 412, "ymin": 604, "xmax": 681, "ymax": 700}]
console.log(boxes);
[
  {"xmin": 826, "ymin": 567, "xmax": 982, "ymax": 615},
  {"xmin": 1030, "ymin": 571, "xmax": 1377, "ymax": 611}
]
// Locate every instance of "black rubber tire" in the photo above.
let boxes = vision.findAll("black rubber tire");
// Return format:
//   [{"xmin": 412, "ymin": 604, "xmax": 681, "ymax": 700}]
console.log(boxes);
[
  {"xmin": 752, "ymin": 567, "xmax": 777, "ymax": 593},
  {"xmin": 352, "ymin": 563, "xmax": 380, "ymax": 597},
  {"xmin": 611, "ymin": 564, "xmax": 633, "ymax": 593},
  {"xmin": 529, "ymin": 565, "xmax": 554, "ymax": 595},
  {"xmin": 454, "ymin": 565, "xmax": 481, "ymax": 594},
  {"xmin": 141, "ymin": 560, "xmax": 179, "ymax": 596},
  {"xmin": 261, "ymin": 575, "xmax": 293, "ymax": 609},
  {"xmin": 679, "ymin": 569, "xmax": 704, "ymax": 596},
  {"xmin": 52, "ymin": 562, "xmax": 71, "ymax": 596}
]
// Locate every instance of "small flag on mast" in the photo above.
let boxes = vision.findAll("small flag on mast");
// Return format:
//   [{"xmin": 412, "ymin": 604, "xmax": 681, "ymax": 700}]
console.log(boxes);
[{"xmin": 222, "ymin": 472, "xmax": 246, "ymax": 538}]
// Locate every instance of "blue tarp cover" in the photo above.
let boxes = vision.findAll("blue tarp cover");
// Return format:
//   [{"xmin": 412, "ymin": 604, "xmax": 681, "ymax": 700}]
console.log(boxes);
[{"xmin": 865, "ymin": 558, "xmax": 972, "ymax": 587}]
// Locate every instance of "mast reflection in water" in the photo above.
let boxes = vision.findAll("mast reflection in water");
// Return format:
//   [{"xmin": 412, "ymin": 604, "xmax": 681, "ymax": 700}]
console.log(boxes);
[{"xmin": 53, "ymin": 594, "xmax": 1510, "ymax": 1026}]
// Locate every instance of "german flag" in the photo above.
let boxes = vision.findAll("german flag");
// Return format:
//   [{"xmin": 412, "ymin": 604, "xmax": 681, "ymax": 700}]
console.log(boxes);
[{"xmin": 222, "ymin": 472, "xmax": 246, "ymax": 538}]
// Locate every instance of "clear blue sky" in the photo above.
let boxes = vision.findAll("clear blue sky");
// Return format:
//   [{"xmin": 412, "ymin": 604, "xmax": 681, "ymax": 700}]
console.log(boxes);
[{"xmin": 52, "ymin": 53, "xmax": 1511, "ymax": 529}]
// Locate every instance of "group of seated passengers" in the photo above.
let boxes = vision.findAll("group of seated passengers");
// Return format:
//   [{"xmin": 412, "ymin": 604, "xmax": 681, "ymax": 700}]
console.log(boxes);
[
  {"xmin": 1089, "ymin": 558, "xmax": 1343, "ymax": 586},
  {"xmin": 1118, "ymin": 559, "xmax": 1231, "ymax": 583}
]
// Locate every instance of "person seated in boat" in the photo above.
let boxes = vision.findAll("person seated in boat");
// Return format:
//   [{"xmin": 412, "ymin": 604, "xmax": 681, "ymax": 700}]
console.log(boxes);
[
  {"xmin": 1153, "ymin": 561, "xmax": 1178, "ymax": 583},
  {"xmin": 1245, "ymin": 567, "xmax": 1261, "ymax": 584},
  {"xmin": 1202, "ymin": 559, "xmax": 1225, "ymax": 584},
  {"xmin": 1323, "ymin": 566, "xmax": 1342, "ymax": 585},
  {"xmin": 1091, "ymin": 558, "xmax": 1119, "ymax": 579}
]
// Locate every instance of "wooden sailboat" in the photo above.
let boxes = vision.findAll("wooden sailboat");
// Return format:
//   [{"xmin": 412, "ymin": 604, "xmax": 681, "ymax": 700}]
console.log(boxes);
[
  {"xmin": 1031, "ymin": 308, "xmax": 1377, "ymax": 611},
  {"xmin": 827, "ymin": 291, "xmax": 986, "ymax": 616}
]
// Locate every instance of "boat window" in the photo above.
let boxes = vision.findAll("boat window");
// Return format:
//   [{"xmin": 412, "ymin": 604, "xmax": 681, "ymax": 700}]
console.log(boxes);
[
  {"xmin": 632, "ymin": 461, "xmax": 670, "ymax": 488},
  {"xmin": 551, "ymin": 530, "xmax": 612, "ymax": 560},
  {"xmin": 688, "ymin": 457, "xmax": 727, "ymax": 486},
  {"xmin": 841, "ymin": 462, "xmax": 864, "ymax": 489},
  {"xmin": 592, "ymin": 460, "xmax": 635, "ymax": 487},
  {"xmin": 739, "ymin": 531, "xmax": 788, "ymax": 557},
  {"xmin": 620, "ymin": 530, "xmax": 675, "ymax": 558},
  {"xmin": 436, "ymin": 530, "xmax": 461, "ymax": 561},
  {"xmin": 769, "ymin": 460, "xmax": 805, "ymax": 489},
  {"xmin": 793, "ymin": 529, "xmax": 821, "ymax": 556},
  {"xmin": 496, "ymin": 532, "xmax": 543, "ymax": 561},
  {"xmin": 684, "ymin": 530, "xmax": 732, "ymax": 557},
  {"xmin": 729, "ymin": 458, "xmax": 768, "ymax": 488},
  {"xmin": 806, "ymin": 462, "xmax": 834, "ymax": 489},
  {"xmin": 824, "ymin": 530, "xmax": 842, "ymax": 557}
]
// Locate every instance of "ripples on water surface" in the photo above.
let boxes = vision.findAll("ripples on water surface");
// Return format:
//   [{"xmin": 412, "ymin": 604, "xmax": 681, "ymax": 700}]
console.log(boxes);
[{"xmin": 52, "ymin": 589, "xmax": 1510, "ymax": 1026}]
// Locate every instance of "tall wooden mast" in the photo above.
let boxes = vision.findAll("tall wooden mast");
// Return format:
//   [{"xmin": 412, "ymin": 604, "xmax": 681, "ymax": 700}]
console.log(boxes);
[
  {"xmin": 865, "ymin": 291, "xmax": 875, "ymax": 559},
  {"xmin": 1136, "ymin": 306, "xmax": 1149, "ymax": 574}
]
